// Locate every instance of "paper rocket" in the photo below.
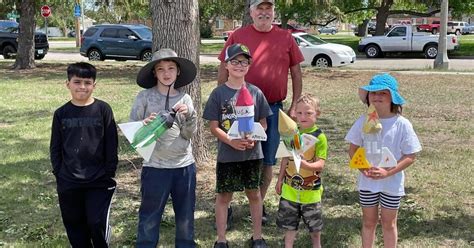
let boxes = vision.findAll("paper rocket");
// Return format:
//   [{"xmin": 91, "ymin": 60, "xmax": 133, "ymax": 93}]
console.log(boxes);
[
  {"xmin": 275, "ymin": 109, "xmax": 318, "ymax": 173},
  {"xmin": 118, "ymin": 111, "xmax": 175, "ymax": 161},
  {"xmin": 349, "ymin": 104, "xmax": 397, "ymax": 169},
  {"xmin": 227, "ymin": 85, "xmax": 267, "ymax": 141}
]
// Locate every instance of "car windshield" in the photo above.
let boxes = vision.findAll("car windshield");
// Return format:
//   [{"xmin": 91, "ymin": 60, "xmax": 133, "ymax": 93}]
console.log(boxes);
[
  {"xmin": 133, "ymin": 27, "xmax": 152, "ymax": 40},
  {"xmin": 299, "ymin": 34, "xmax": 327, "ymax": 45},
  {"xmin": 0, "ymin": 21, "xmax": 19, "ymax": 32}
]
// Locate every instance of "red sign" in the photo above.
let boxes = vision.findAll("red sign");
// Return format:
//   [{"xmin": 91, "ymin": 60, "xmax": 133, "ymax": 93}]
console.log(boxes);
[{"xmin": 41, "ymin": 5, "xmax": 51, "ymax": 18}]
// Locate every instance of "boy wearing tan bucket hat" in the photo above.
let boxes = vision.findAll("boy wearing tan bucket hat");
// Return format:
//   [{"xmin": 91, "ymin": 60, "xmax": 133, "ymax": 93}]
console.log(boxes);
[{"xmin": 131, "ymin": 48, "xmax": 198, "ymax": 247}]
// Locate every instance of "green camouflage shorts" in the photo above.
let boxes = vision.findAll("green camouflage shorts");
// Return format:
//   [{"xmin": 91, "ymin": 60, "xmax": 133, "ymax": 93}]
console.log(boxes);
[
  {"xmin": 215, "ymin": 159, "xmax": 262, "ymax": 193},
  {"xmin": 276, "ymin": 198, "xmax": 323, "ymax": 232}
]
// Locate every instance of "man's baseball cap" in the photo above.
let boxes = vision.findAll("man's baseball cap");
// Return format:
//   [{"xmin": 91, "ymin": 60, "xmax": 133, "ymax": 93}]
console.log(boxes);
[
  {"xmin": 225, "ymin": 44, "xmax": 252, "ymax": 62},
  {"xmin": 250, "ymin": 0, "xmax": 274, "ymax": 8}
]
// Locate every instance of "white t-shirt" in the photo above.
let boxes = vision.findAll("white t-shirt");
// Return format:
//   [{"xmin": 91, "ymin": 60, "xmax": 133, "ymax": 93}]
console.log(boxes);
[{"xmin": 345, "ymin": 115, "xmax": 422, "ymax": 196}]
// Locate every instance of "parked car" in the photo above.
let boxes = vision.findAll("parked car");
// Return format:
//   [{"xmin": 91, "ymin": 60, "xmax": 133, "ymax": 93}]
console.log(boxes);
[
  {"xmin": 68, "ymin": 29, "xmax": 83, "ymax": 37},
  {"xmin": 447, "ymin": 21, "xmax": 468, "ymax": 35},
  {"xmin": 293, "ymin": 32, "xmax": 356, "ymax": 68},
  {"xmin": 223, "ymin": 23, "xmax": 305, "ymax": 41},
  {"xmin": 358, "ymin": 25, "xmax": 459, "ymax": 59},
  {"xmin": 417, "ymin": 20, "xmax": 441, "ymax": 34},
  {"xmin": 79, "ymin": 24, "xmax": 152, "ymax": 61},
  {"xmin": 318, "ymin": 26, "xmax": 338, "ymax": 35},
  {"xmin": 0, "ymin": 20, "xmax": 49, "ymax": 60},
  {"xmin": 462, "ymin": 23, "xmax": 474, "ymax": 34}
]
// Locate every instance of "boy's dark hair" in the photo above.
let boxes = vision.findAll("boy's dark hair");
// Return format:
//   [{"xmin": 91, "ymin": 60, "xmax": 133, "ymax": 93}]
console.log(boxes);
[{"xmin": 67, "ymin": 62, "xmax": 97, "ymax": 81}]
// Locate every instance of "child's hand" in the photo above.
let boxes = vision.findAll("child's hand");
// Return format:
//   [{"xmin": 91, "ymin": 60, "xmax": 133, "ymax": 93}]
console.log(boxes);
[
  {"xmin": 173, "ymin": 104, "xmax": 188, "ymax": 115},
  {"xmin": 367, "ymin": 167, "xmax": 390, "ymax": 179},
  {"xmin": 228, "ymin": 139, "xmax": 249, "ymax": 151},
  {"xmin": 143, "ymin": 113, "xmax": 157, "ymax": 125},
  {"xmin": 243, "ymin": 138, "xmax": 255, "ymax": 149},
  {"xmin": 359, "ymin": 168, "xmax": 371, "ymax": 177},
  {"xmin": 275, "ymin": 179, "xmax": 283, "ymax": 195}
]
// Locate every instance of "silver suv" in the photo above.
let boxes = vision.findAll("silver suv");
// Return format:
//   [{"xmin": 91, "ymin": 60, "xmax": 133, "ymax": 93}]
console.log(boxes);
[{"xmin": 79, "ymin": 24, "xmax": 153, "ymax": 61}]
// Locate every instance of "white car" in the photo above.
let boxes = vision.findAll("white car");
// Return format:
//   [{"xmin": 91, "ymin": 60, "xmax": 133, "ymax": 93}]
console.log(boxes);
[{"xmin": 292, "ymin": 32, "xmax": 356, "ymax": 68}]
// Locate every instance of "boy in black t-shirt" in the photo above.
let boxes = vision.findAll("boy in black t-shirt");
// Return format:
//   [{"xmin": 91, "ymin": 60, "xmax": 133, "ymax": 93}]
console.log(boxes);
[{"xmin": 50, "ymin": 62, "xmax": 118, "ymax": 248}]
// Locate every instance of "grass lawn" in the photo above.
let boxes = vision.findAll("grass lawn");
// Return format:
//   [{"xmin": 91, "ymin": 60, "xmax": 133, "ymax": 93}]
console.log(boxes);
[{"xmin": 0, "ymin": 61, "xmax": 472, "ymax": 247}]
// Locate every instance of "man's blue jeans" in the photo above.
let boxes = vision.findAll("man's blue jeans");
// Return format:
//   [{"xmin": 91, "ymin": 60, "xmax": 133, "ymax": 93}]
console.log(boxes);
[
  {"xmin": 136, "ymin": 164, "xmax": 196, "ymax": 248},
  {"xmin": 262, "ymin": 102, "xmax": 283, "ymax": 166}
]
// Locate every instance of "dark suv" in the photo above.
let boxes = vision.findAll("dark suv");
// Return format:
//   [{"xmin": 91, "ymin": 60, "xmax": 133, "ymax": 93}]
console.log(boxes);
[
  {"xmin": 0, "ymin": 20, "xmax": 49, "ymax": 60},
  {"xmin": 80, "ymin": 24, "xmax": 153, "ymax": 61}
]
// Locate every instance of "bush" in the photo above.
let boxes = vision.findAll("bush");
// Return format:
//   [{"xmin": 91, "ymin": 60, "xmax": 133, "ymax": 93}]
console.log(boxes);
[{"xmin": 200, "ymin": 24, "xmax": 213, "ymax": 38}]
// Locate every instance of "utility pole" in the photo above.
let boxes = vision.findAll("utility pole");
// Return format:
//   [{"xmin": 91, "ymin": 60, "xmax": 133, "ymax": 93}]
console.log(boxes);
[
  {"xmin": 434, "ymin": 0, "xmax": 449, "ymax": 69},
  {"xmin": 75, "ymin": 0, "xmax": 81, "ymax": 47}
]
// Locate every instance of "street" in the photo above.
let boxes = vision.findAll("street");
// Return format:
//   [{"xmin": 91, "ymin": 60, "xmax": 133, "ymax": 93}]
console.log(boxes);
[{"xmin": 2, "ymin": 40, "xmax": 473, "ymax": 71}]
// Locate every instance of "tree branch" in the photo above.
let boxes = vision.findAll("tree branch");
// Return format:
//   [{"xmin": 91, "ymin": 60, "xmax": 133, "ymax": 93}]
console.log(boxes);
[{"xmin": 388, "ymin": 9, "xmax": 441, "ymax": 17}]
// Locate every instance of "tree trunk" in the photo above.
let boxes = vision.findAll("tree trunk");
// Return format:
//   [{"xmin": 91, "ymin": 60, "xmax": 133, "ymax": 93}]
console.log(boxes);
[
  {"xmin": 150, "ymin": 0, "xmax": 209, "ymax": 163},
  {"xmin": 375, "ymin": 0, "xmax": 393, "ymax": 36},
  {"xmin": 357, "ymin": 19, "xmax": 369, "ymax": 37},
  {"xmin": 13, "ymin": 0, "xmax": 35, "ymax": 69},
  {"xmin": 242, "ymin": 0, "xmax": 253, "ymax": 26}
]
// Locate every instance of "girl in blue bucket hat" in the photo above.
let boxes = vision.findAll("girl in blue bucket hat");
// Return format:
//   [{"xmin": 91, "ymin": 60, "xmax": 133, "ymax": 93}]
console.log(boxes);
[{"xmin": 345, "ymin": 73, "xmax": 422, "ymax": 247}]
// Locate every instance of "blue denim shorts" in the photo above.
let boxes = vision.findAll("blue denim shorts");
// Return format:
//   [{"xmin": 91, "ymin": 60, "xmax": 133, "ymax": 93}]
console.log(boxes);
[{"xmin": 262, "ymin": 102, "xmax": 283, "ymax": 166}]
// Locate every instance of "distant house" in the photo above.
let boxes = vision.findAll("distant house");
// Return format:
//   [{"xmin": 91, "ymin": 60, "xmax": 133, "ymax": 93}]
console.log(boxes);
[{"xmin": 212, "ymin": 16, "xmax": 240, "ymax": 37}]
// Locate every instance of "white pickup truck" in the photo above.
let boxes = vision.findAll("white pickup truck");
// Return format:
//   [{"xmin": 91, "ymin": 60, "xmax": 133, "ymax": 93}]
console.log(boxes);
[{"xmin": 358, "ymin": 25, "xmax": 459, "ymax": 59}]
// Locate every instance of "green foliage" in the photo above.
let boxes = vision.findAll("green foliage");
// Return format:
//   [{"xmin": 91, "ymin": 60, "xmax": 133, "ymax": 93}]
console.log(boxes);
[
  {"xmin": 200, "ymin": 24, "xmax": 213, "ymax": 38},
  {"xmin": 199, "ymin": 0, "xmax": 244, "ymax": 38}
]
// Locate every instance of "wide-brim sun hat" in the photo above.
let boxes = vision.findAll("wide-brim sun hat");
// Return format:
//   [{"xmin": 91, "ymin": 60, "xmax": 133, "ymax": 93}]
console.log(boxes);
[
  {"xmin": 136, "ymin": 48, "xmax": 197, "ymax": 89},
  {"xmin": 358, "ymin": 73, "xmax": 406, "ymax": 105}
]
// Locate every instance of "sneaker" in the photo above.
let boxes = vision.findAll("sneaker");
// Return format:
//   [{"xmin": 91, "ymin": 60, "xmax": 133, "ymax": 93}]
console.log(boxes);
[
  {"xmin": 214, "ymin": 206, "xmax": 233, "ymax": 231},
  {"xmin": 214, "ymin": 241, "xmax": 229, "ymax": 248},
  {"xmin": 250, "ymin": 237, "xmax": 268, "ymax": 248}
]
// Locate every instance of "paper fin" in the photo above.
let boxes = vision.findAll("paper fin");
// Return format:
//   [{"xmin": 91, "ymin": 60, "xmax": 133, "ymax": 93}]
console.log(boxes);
[
  {"xmin": 275, "ymin": 141, "xmax": 291, "ymax": 158},
  {"xmin": 379, "ymin": 147, "xmax": 397, "ymax": 167},
  {"xmin": 227, "ymin": 121, "xmax": 267, "ymax": 141},
  {"xmin": 118, "ymin": 121, "xmax": 155, "ymax": 161},
  {"xmin": 292, "ymin": 149, "xmax": 302, "ymax": 173},
  {"xmin": 349, "ymin": 147, "xmax": 371, "ymax": 169}
]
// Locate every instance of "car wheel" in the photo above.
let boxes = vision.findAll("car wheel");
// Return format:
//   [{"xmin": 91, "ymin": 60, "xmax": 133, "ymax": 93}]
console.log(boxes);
[
  {"xmin": 455, "ymin": 29, "xmax": 461, "ymax": 36},
  {"xmin": 2, "ymin": 45, "xmax": 16, "ymax": 59},
  {"xmin": 88, "ymin": 49, "xmax": 104, "ymax": 61},
  {"xmin": 35, "ymin": 54, "xmax": 45, "ymax": 60},
  {"xmin": 432, "ymin": 28, "xmax": 438, "ymax": 34},
  {"xmin": 365, "ymin": 44, "xmax": 380, "ymax": 58},
  {"xmin": 331, "ymin": 30, "xmax": 336, "ymax": 35},
  {"xmin": 312, "ymin": 55, "xmax": 332, "ymax": 68},
  {"xmin": 141, "ymin": 50, "xmax": 152, "ymax": 61},
  {"xmin": 424, "ymin": 44, "xmax": 438, "ymax": 59}
]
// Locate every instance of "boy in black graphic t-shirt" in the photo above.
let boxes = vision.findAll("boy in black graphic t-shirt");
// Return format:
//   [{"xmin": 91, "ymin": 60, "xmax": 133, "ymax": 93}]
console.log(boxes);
[{"xmin": 50, "ymin": 62, "xmax": 118, "ymax": 248}]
